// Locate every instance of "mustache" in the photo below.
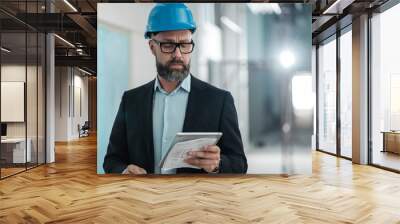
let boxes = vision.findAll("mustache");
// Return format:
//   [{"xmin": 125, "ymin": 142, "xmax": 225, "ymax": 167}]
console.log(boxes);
[{"xmin": 167, "ymin": 59, "xmax": 185, "ymax": 66}]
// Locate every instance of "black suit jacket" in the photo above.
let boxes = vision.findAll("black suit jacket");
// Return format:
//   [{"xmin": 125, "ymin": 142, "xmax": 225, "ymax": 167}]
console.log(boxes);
[{"xmin": 103, "ymin": 75, "xmax": 247, "ymax": 174}]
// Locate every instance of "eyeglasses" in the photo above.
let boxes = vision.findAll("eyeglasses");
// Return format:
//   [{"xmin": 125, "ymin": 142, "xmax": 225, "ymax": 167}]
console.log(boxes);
[{"xmin": 151, "ymin": 39, "xmax": 195, "ymax": 54}]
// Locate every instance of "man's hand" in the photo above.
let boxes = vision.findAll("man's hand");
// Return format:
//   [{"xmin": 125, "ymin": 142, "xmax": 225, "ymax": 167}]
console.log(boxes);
[
  {"xmin": 184, "ymin": 145, "xmax": 221, "ymax": 173},
  {"xmin": 122, "ymin": 164, "xmax": 147, "ymax": 175}
]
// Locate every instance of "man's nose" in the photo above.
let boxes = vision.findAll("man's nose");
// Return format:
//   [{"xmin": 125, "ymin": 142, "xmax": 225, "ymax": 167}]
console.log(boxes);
[{"xmin": 172, "ymin": 46, "xmax": 183, "ymax": 58}]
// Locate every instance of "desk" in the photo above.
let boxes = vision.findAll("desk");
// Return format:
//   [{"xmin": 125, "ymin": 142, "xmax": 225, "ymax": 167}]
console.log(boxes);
[
  {"xmin": 381, "ymin": 131, "xmax": 400, "ymax": 154},
  {"xmin": 1, "ymin": 138, "xmax": 31, "ymax": 163}
]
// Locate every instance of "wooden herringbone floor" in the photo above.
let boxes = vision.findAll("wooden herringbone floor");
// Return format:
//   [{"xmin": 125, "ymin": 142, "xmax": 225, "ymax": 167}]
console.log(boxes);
[{"xmin": 1, "ymin": 134, "xmax": 400, "ymax": 224}]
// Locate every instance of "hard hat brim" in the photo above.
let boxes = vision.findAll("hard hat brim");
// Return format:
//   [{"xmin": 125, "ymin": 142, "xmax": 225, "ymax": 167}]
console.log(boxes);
[{"xmin": 144, "ymin": 26, "xmax": 196, "ymax": 39}]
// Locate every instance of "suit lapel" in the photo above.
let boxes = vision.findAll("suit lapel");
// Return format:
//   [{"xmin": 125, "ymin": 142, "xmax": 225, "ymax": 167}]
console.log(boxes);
[
  {"xmin": 183, "ymin": 76, "xmax": 202, "ymax": 132},
  {"xmin": 144, "ymin": 80, "xmax": 155, "ymax": 172}
]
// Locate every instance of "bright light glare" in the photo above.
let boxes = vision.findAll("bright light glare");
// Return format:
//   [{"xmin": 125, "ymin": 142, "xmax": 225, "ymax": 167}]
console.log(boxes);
[
  {"xmin": 280, "ymin": 50, "xmax": 295, "ymax": 68},
  {"xmin": 292, "ymin": 75, "xmax": 313, "ymax": 110},
  {"xmin": 247, "ymin": 3, "xmax": 282, "ymax": 15}
]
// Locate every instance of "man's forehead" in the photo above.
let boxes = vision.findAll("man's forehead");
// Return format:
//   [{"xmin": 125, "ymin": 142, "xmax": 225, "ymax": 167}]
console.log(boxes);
[{"xmin": 155, "ymin": 30, "xmax": 192, "ymax": 41}]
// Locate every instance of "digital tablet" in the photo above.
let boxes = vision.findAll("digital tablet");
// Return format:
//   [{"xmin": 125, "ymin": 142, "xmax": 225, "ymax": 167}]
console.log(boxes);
[{"xmin": 159, "ymin": 132, "xmax": 223, "ymax": 169}]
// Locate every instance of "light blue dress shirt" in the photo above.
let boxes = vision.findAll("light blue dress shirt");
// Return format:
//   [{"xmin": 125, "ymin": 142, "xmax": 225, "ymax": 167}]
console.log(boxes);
[{"xmin": 153, "ymin": 74, "xmax": 191, "ymax": 174}]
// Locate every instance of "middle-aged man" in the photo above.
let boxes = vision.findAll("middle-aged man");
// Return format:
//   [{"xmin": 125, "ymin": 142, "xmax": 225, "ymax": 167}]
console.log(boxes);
[{"xmin": 103, "ymin": 3, "xmax": 247, "ymax": 174}]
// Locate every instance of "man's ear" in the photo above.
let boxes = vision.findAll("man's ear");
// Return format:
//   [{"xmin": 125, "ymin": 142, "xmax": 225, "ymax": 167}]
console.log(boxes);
[{"xmin": 148, "ymin": 40, "xmax": 156, "ymax": 56}]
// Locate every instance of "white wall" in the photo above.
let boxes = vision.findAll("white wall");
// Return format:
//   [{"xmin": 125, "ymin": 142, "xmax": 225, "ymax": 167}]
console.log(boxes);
[
  {"xmin": 55, "ymin": 66, "xmax": 68, "ymax": 141},
  {"xmin": 1, "ymin": 66, "xmax": 26, "ymax": 128},
  {"xmin": 1, "ymin": 65, "xmax": 37, "ymax": 138},
  {"xmin": 72, "ymin": 73, "xmax": 89, "ymax": 138},
  {"xmin": 55, "ymin": 67, "xmax": 89, "ymax": 141},
  {"xmin": 1, "ymin": 64, "xmax": 46, "ymax": 163}
]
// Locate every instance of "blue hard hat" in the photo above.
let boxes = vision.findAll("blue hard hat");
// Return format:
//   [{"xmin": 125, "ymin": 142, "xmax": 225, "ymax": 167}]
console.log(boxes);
[{"xmin": 145, "ymin": 3, "xmax": 197, "ymax": 39}]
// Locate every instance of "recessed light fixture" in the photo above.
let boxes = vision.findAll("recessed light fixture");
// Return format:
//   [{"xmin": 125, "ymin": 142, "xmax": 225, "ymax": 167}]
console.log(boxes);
[{"xmin": 1, "ymin": 47, "xmax": 11, "ymax": 53}]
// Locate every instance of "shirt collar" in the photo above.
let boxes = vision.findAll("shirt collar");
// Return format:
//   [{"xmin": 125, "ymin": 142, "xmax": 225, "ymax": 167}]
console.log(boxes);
[{"xmin": 154, "ymin": 74, "xmax": 191, "ymax": 93}]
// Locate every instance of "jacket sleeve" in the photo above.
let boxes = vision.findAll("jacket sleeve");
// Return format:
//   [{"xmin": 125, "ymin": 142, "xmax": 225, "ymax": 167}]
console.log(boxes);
[
  {"xmin": 103, "ymin": 92, "xmax": 129, "ymax": 173},
  {"xmin": 218, "ymin": 92, "xmax": 248, "ymax": 173}
]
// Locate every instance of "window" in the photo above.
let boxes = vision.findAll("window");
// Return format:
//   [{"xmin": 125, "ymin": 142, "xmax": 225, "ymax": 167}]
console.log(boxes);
[
  {"xmin": 371, "ymin": 3, "xmax": 400, "ymax": 171},
  {"xmin": 340, "ymin": 28, "xmax": 352, "ymax": 158},
  {"xmin": 318, "ymin": 37, "xmax": 337, "ymax": 154}
]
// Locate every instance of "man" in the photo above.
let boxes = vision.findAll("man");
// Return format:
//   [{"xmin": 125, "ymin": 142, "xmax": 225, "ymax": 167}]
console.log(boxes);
[{"xmin": 103, "ymin": 3, "xmax": 247, "ymax": 174}]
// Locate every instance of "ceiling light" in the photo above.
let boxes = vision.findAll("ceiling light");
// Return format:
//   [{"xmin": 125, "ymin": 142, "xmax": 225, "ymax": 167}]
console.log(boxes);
[
  {"xmin": 63, "ymin": 0, "xmax": 78, "ymax": 12},
  {"xmin": 54, "ymin": 34, "xmax": 75, "ymax": 48},
  {"xmin": 322, "ymin": 0, "xmax": 354, "ymax": 14},
  {"xmin": 1, "ymin": 47, "xmax": 11, "ymax": 53},
  {"xmin": 78, "ymin": 67, "xmax": 92, "ymax": 76}
]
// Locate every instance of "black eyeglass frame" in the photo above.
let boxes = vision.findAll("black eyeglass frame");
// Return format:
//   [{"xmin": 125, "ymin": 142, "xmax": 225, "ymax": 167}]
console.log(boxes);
[{"xmin": 151, "ymin": 39, "xmax": 195, "ymax": 54}]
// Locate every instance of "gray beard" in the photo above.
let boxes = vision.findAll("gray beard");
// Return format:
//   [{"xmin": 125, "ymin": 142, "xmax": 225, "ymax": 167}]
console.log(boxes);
[{"xmin": 156, "ymin": 59, "xmax": 190, "ymax": 82}]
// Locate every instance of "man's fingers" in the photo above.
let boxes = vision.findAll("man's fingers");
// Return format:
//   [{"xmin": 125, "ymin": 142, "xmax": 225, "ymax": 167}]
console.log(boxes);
[
  {"xmin": 132, "ymin": 167, "xmax": 146, "ymax": 174},
  {"xmin": 126, "ymin": 164, "xmax": 147, "ymax": 175},
  {"xmin": 184, "ymin": 157, "xmax": 219, "ymax": 172},
  {"xmin": 128, "ymin": 168, "xmax": 146, "ymax": 175},
  {"xmin": 139, "ymin": 167, "xmax": 147, "ymax": 174},
  {"xmin": 187, "ymin": 151, "xmax": 219, "ymax": 160},
  {"xmin": 185, "ymin": 158, "xmax": 219, "ymax": 167},
  {"xmin": 202, "ymin": 145, "xmax": 220, "ymax": 153},
  {"xmin": 127, "ymin": 167, "xmax": 137, "ymax": 174},
  {"xmin": 184, "ymin": 144, "xmax": 221, "ymax": 172},
  {"xmin": 185, "ymin": 145, "xmax": 220, "ymax": 171}
]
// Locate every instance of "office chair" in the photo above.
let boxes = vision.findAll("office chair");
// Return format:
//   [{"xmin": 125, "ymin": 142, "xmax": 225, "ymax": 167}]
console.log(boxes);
[{"xmin": 78, "ymin": 121, "xmax": 90, "ymax": 138}]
